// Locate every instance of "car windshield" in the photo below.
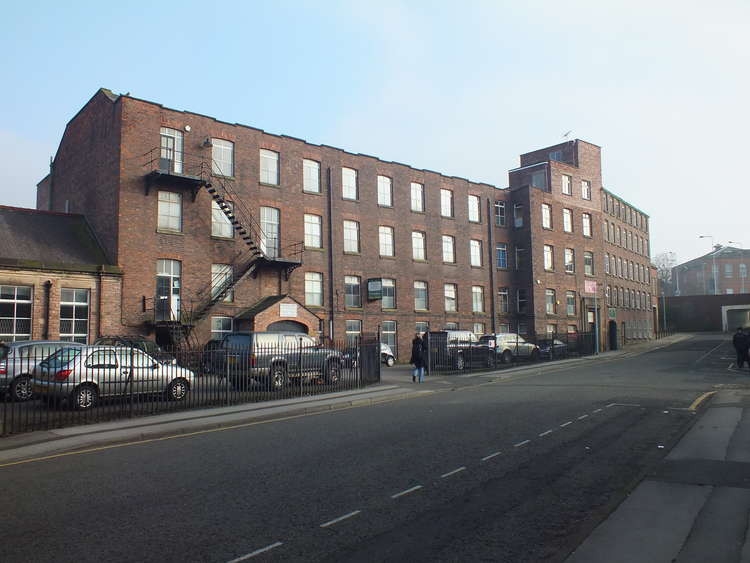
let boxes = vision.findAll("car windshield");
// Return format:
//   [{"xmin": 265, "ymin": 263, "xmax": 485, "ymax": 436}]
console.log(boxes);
[{"xmin": 41, "ymin": 347, "xmax": 82, "ymax": 369}]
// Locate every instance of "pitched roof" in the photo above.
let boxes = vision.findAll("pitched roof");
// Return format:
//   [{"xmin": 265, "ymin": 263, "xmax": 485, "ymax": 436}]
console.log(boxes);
[
  {"xmin": 0, "ymin": 206, "xmax": 117, "ymax": 272},
  {"xmin": 234, "ymin": 294, "xmax": 288, "ymax": 320}
]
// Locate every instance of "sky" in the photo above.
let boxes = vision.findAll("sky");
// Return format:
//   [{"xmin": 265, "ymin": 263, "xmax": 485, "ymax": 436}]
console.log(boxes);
[{"xmin": 1, "ymin": 0, "xmax": 747, "ymax": 264}]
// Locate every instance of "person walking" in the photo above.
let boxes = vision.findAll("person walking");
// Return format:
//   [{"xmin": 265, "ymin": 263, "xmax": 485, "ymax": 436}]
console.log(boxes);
[
  {"xmin": 410, "ymin": 332, "xmax": 425, "ymax": 383},
  {"xmin": 732, "ymin": 327, "xmax": 749, "ymax": 370}
]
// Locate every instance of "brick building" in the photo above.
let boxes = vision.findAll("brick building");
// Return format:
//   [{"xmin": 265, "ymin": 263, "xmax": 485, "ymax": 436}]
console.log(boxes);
[
  {"xmin": 32, "ymin": 89, "xmax": 655, "ymax": 358},
  {"xmin": 672, "ymin": 246, "xmax": 750, "ymax": 297}
]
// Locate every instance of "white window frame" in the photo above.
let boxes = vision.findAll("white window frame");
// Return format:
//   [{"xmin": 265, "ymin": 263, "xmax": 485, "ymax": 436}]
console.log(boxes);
[
  {"xmin": 564, "ymin": 248, "xmax": 575, "ymax": 273},
  {"xmin": 545, "ymin": 289, "xmax": 556, "ymax": 314},
  {"xmin": 581, "ymin": 180, "xmax": 592, "ymax": 200},
  {"xmin": 157, "ymin": 191, "xmax": 182, "ymax": 232},
  {"xmin": 303, "ymin": 159, "xmax": 321, "ymax": 193},
  {"xmin": 544, "ymin": 245, "xmax": 554, "ymax": 271},
  {"xmin": 304, "ymin": 272, "xmax": 323, "ymax": 306},
  {"xmin": 377, "ymin": 175, "xmax": 393, "ymax": 207},
  {"xmin": 260, "ymin": 149, "xmax": 280, "ymax": 185},
  {"xmin": 563, "ymin": 208, "xmax": 573, "ymax": 233},
  {"xmin": 440, "ymin": 189, "xmax": 453, "ymax": 218},
  {"xmin": 495, "ymin": 201, "xmax": 506, "ymax": 226},
  {"xmin": 410, "ymin": 182, "xmax": 424, "ymax": 212},
  {"xmin": 342, "ymin": 167, "xmax": 358, "ymax": 200},
  {"xmin": 414, "ymin": 281, "xmax": 429, "ymax": 311},
  {"xmin": 541, "ymin": 204, "xmax": 552, "ymax": 229},
  {"xmin": 343, "ymin": 220, "xmax": 360, "ymax": 253},
  {"xmin": 379, "ymin": 225, "xmax": 395, "ymax": 257},
  {"xmin": 344, "ymin": 275, "xmax": 362, "ymax": 308},
  {"xmin": 211, "ymin": 200, "xmax": 234, "ymax": 238},
  {"xmin": 259, "ymin": 206, "xmax": 280, "ymax": 258},
  {"xmin": 304, "ymin": 214, "xmax": 323, "ymax": 249},
  {"xmin": 211, "ymin": 316, "xmax": 233, "ymax": 338},
  {"xmin": 211, "ymin": 139, "xmax": 234, "ymax": 177},
  {"xmin": 468, "ymin": 195, "xmax": 481, "ymax": 222},
  {"xmin": 412, "ymin": 231, "xmax": 426, "ymax": 261},
  {"xmin": 211, "ymin": 264, "xmax": 233, "ymax": 302},
  {"xmin": 582, "ymin": 213, "xmax": 592, "ymax": 237},
  {"xmin": 59, "ymin": 288, "xmax": 89, "ymax": 343},
  {"xmin": 381, "ymin": 278, "xmax": 396, "ymax": 310},
  {"xmin": 444, "ymin": 283, "xmax": 457, "ymax": 312},
  {"xmin": 442, "ymin": 235, "xmax": 455, "ymax": 263},
  {"xmin": 470, "ymin": 239, "xmax": 482, "ymax": 267},
  {"xmin": 561, "ymin": 174, "xmax": 572, "ymax": 195},
  {"xmin": 471, "ymin": 286, "xmax": 484, "ymax": 313}
]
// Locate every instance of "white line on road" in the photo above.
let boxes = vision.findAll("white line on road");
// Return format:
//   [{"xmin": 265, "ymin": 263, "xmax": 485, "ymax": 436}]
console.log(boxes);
[
  {"xmin": 441, "ymin": 466, "xmax": 466, "ymax": 478},
  {"xmin": 320, "ymin": 510, "xmax": 361, "ymax": 528},
  {"xmin": 481, "ymin": 451, "xmax": 502, "ymax": 461},
  {"xmin": 227, "ymin": 542, "xmax": 283, "ymax": 562},
  {"xmin": 695, "ymin": 341, "xmax": 726, "ymax": 364},
  {"xmin": 605, "ymin": 403, "xmax": 616, "ymax": 408},
  {"xmin": 577, "ymin": 415, "xmax": 589, "ymax": 420},
  {"xmin": 610, "ymin": 403, "xmax": 642, "ymax": 407},
  {"xmin": 538, "ymin": 429, "xmax": 553, "ymax": 437},
  {"xmin": 391, "ymin": 485, "xmax": 423, "ymax": 499},
  {"xmin": 514, "ymin": 440, "xmax": 531, "ymax": 447},
  {"xmin": 592, "ymin": 408, "xmax": 602, "ymax": 413},
  {"xmin": 560, "ymin": 421, "xmax": 573, "ymax": 427}
]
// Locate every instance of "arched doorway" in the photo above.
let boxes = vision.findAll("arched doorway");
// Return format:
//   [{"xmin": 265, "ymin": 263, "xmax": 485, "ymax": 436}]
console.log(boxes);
[
  {"xmin": 608, "ymin": 320, "xmax": 618, "ymax": 350},
  {"xmin": 266, "ymin": 320, "xmax": 309, "ymax": 333}
]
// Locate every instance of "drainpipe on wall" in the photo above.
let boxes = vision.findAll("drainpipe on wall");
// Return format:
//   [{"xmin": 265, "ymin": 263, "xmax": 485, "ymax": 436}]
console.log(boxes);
[
  {"xmin": 326, "ymin": 166, "xmax": 335, "ymax": 340},
  {"xmin": 486, "ymin": 198, "xmax": 496, "ymax": 334},
  {"xmin": 43, "ymin": 280, "xmax": 52, "ymax": 339},
  {"xmin": 97, "ymin": 267, "xmax": 104, "ymax": 338}
]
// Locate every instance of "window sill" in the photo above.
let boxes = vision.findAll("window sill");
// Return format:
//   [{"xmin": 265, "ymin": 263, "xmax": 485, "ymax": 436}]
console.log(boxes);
[
  {"xmin": 345, "ymin": 307, "xmax": 364, "ymax": 311},
  {"xmin": 413, "ymin": 259, "xmax": 428, "ymax": 263},
  {"xmin": 211, "ymin": 236, "xmax": 235, "ymax": 242},
  {"xmin": 468, "ymin": 220, "xmax": 481, "ymax": 225},
  {"xmin": 380, "ymin": 255, "xmax": 396, "ymax": 260},
  {"xmin": 259, "ymin": 182, "xmax": 280, "ymax": 188},
  {"xmin": 212, "ymin": 174, "xmax": 236, "ymax": 181},
  {"xmin": 381, "ymin": 308, "xmax": 398, "ymax": 312},
  {"xmin": 411, "ymin": 210, "xmax": 425, "ymax": 215},
  {"xmin": 305, "ymin": 246, "xmax": 325, "ymax": 252},
  {"xmin": 378, "ymin": 204, "xmax": 394, "ymax": 209},
  {"xmin": 440, "ymin": 216, "xmax": 455, "ymax": 220},
  {"xmin": 156, "ymin": 229, "xmax": 183, "ymax": 236},
  {"xmin": 306, "ymin": 305, "xmax": 325, "ymax": 310},
  {"xmin": 414, "ymin": 309, "xmax": 430, "ymax": 313},
  {"xmin": 343, "ymin": 251, "xmax": 361, "ymax": 256},
  {"xmin": 443, "ymin": 262, "xmax": 457, "ymax": 266},
  {"xmin": 470, "ymin": 265, "xmax": 483, "ymax": 269},
  {"xmin": 341, "ymin": 197, "xmax": 359, "ymax": 203},
  {"xmin": 303, "ymin": 190, "xmax": 323, "ymax": 196}
]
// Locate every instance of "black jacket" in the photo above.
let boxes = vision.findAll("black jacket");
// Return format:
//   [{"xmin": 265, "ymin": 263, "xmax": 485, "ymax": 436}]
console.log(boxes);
[
  {"xmin": 733, "ymin": 332, "xmax": 749, "ymax": 352},
  {"xmin": 410, "ymin": 338, "xmax": 425, "ymax": 368}
]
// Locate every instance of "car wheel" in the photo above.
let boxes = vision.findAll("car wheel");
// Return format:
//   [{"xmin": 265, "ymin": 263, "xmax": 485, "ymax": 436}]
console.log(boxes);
[
  {"xmin": 385, "ymin": 356, "xmax": 395, "ymax": 367},
  {"xmin": 455, "ymin": 354, "xmax": 465, "ymax": 370},
  {"xmin": 167, "ymin": 378, "xmax": 189, "ymax": 401},
  {"xmin": 10, "ymin": 376, "xmax": 32, "ymax": 402},
  {"xmin": 324, "ymin": 360, "xmax": 341, "ymax": 384},
  {"xmin": 269, "ymin": 363, "xmax": 288, "ymax": 391},
  {"xmin": 530, "ymin": 349, "xmax": 540, "ymax": 362},
  {"xmin": 72, "ymin": 384, "xmax": 97, "ymax": 411},
  {"xmin": 501, "ymin": 350, "xmax": 513, "ymax": 364}
]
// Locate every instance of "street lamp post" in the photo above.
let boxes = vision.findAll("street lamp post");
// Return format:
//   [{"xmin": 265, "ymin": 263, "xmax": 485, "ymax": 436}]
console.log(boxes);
[
  {"xmin": 728, "ymin": 241, "xmax": 744, "ymax": 294},
  {"xmin": 698, "ymin": 235, "xmax": 718, "ymax": 295}
]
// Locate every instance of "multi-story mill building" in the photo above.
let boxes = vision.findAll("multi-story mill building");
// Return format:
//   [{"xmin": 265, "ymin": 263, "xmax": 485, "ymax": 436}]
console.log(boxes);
[
  {"xmin": 671, "ymin": 246, "xmax": 750, "ymax": 296},
  {"xmin": 23, "ymin": 89, "xmax": 656, "ymax": 357}
]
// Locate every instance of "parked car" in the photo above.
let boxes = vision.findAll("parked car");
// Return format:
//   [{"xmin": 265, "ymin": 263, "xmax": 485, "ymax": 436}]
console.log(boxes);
[
  {"xmin": 0, "ymin": 340, "xmax": 87, "ymax": 401},
  {"xmin": 426, "ymin": 330, "xmax": 493, "ymax": 370},
  {"xmin": 94, "ymin": 335, "xmax": 176, "ymax": 365},
  {"xmin": 537, "ymin": 338, "xmax": 569, "ymax": 360},
  {"xmin": 381, "ymin": 343, "xmax": 395, "ymax": 367},
  {"xmin": 479, "ymin": 333, "xmax": 540, "ymax": 364},
  {"xmin": 31, "ymin": 345, "xmax": 195, "ymax": 410},
  {"xmin": 203, "ymin": 332, "xmax": 343, "ymax": 390}
]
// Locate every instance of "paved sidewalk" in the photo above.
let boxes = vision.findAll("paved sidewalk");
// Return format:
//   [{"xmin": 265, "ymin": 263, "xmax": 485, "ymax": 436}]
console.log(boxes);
[
  {"xmin": 0, "ymin": 334, "xmax": 688, "ymax": 466},
  {"xmin": 566, "ymin": 388, "xmax": 750, "ymax": 563}
]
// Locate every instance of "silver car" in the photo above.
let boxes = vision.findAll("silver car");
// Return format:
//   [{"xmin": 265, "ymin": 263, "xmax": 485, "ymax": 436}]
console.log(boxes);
[
  {"xmin": 0, "ymin": 340, "xmax": 86, "ymax": 401},
  {"xmin": 31, "ymin": 346, "xmax": 195, "ymax": 410},
  {"xmin": 480, "ymin": 333, "xmax": 540, "ymax": 364}
]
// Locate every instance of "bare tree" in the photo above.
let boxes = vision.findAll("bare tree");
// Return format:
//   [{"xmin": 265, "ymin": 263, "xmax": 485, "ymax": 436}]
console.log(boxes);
[{"xmin": 653, "ymin": 251, "xmax": 677, "ymax": 283}]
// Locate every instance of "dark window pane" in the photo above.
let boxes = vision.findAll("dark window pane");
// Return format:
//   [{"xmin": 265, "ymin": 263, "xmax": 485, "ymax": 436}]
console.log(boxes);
[
  {"xmin": 60, "ymin": 305, "xmax": 74, "ymax": 319},
  {"xmin": 0, "ymin": 303, "xmax": 13, "ymax": 317},
  {"xmin": 15, "ymin": 286, "xmax": 31, "ymax": 300},
  {"xmin": 16, "ymin": 303, "xmax": 32, "ymax": 318}
]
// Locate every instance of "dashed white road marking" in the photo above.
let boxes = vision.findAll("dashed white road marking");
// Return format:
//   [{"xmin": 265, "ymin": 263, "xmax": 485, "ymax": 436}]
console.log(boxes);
[
  {"xmin": 605, "ymin": 403, "xmax": 616, "ymax": 408},
  {"xmin": 481, "ymin": 451, "xmax": 502, "ymax": 461},
  {"xmin": 695, "ymin": 341, "xmax": 726, "ymax": 364},
  {"xmin": 514, "ymin": 440, "xmax": 531, "ymax": 448},
  {"xmin": 391, "ymin": 485, "xmax": 423, "ymax": 499},
  {"xmin": 538, "ymin": 429, "xmax": 553, "ymax": 437},
  {"xmin": 560, "ymin": 421, "xmax": 573, "ymax": 427},
  {"xmin": 592, "ymin": 408, "xmax": 602, "ymax": 413},
  {"xmin": 320, "ymin": 510, "xmax": 361, "ymax": 528},
  {"xmin": 610, "ymin": 403, "xmax": 642, "ymax": 407},
  {"xmin": 227, "ymin": 542, "xmax": 283, "ymax": 562},
  {"xmin": 441, "ymin": 466, "xmax": 466, "ymax": 478},
  {"xmin": 578, "ymin": 415, "xmax": 589, "ymax": 420}
]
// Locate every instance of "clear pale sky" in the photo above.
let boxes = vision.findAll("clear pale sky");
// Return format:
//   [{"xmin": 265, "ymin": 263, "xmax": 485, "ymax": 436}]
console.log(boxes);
[{"xmin": 1, "ymin": 1, "xmax": 747, "ymax": 263}]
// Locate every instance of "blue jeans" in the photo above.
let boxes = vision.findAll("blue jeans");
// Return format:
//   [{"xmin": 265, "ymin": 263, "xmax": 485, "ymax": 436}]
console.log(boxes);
[{"xmin": 413, "ymin": 366, "xmax": 425, "ymax": 382}]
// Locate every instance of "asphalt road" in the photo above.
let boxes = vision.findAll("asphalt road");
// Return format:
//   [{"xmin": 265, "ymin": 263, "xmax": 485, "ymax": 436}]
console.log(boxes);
[{"xmin": 1, "ymin": 334, "xmax": 746, "ymax": 563}]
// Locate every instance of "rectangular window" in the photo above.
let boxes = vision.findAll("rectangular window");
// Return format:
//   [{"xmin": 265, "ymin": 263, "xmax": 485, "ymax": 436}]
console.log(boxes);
[
  {"xmin": 212, "ymin": 139, "xmax": 234, "ymax": 177},
  {"xmin": 604, "ymin": 254, "xmax": 610, "ymax": 274},
  {"xmin": 211, "ymin": 316, "xmax": 233, "ymax": 338},
  {"xmin": 259, "ymin": 206, "xmax": 280, "ymax": 258},
  {"xmin": 412, "ymin": 231, "xmax": 426, "ymax": 261},
  {"xmin": 473, "ymin": 322, "xmax": 485, "ymax": 335},
  {"xmin": 584, "ymin": 251, "xmax": 594, "ymax": 275},
  {"xmin": 382, "ymin": 320, "xmax": 397, "ymax": 354},
  {"xmin": 342, "ymin": 167, "xmax": 358, "ymax": 200},
  {"xmin": 514, "ymin": 204, "xmax": 524, "ymax": 227},
  {"xmin": 517, "ymin": 288, "xmax": 528, "ymax": 313},
  {"xmin": 442, "ymin": 235, "xmax": 456, "ymax": 263},
  {"xmin": 305, "ymin": 272, "xmax": 323, "ymax": 306},
  {"xmin": 545, "ymin": 289, "xmax": 556, "ymax": 314},
  {"xmin": 414, "ymin": 281, "xmax": 428, "ymax": 311},
  {"xmin": 343, "ymin": 220, "xmax": 360, "ymax": 253},
  {"xmin": 563, "ymin": 208, "xmax": 573, "ymax": 233},
  {"xmin": 531, "ymin": 169, "xmax": 547, "ymax": 190},
  {"xmin": 345, "ymin": 320, "xmax": 362, "ymax": 345},
  {"xmin": 472, "ymin": 286, "xmax": 484, "ymax": 312},
  {"xmin": 546, "ymin": 324, "xmax": 557, "ymax": 335},
  {"xmin": 725, "ymin": 263, "xmax": 733, "ymax": 278},
  {"xmin": 496, "ymin": 243, "xmax": 508, "ymax": 268},
  {"xmin": 411, "ymin": 182, "xmax": 424, "ymax": 212},
  {"xmin": 582, "ymin": 213, "xmax": 592, "ymax": 237},
  {"xmin": 303, "ymin": 159, "xmax": 321, "ymax": 193},
  {"xmin": 564, "ymin": 248, "xmax": 575, "ymax": 273},
  {"xmin": 382, "ymin": 278, "xmax": 396, "ymax": 309},
  {"xmin": 157, "ymin": 191, "xmax": 182, "ymax": 232},
  {"xmin": 740, "ymin": 264, "xmax": 747, "ymax": 278},
  {"xmin": 562, "ymin": 174, "xmax": 572, "ymax": 195},
  {"xmin": 159, "ymin": 127, "xmax": 183, "ymax": 173},
  {"xmin": 211, "ymin": 264, "xmax": 233, "ymax": 302},
  {"xmin": 444, "ymin": 283, "xmax": 457, "ymax": 312},
  {"xmin": 304, "ymin": 214, "xmax": 323, "ymax": 249},
  {"xmin": 468, "ymin": 195, "xmax": 481, "ymax": 222},
  {"xmin": 415, "ymin": 321, "xmax": 429, "ymax": 335},
  {"xmin": 440, "ymin": 189, "xmax": 453, "ymax": 218},
  {"xmin": 211, "ymin": 200, "xmax": 234, "ymax": 238},
  {"xmin": 59, "ymin": 288, "xmax": 89, "ymax": 343},
  {"xmin": 544, "ymin": 245, "xmax": 554, "ymax": 271},
  {"xmin": 260, "ymin": 149, "xmax": 280, "ymax": 185},
  {"xmin": 495, "ymin": 201, "xmax": 506, "ymax": 227},
  {"xmin": 549, "ymin": 150, "xmax": 563, "ymax": 161},
  {"xmin": 566, "ymin": 291, "xmax": 576, "ymax": 316},
  {"xmin": 515, "ymin": 248, "xmax": 526, "ymax": 270},
  {"xmin": 470, "ymin": 240, "xmax": 482, "ymax": 267},
  {"xmin": 541, "ymin": 203, "xmax": 552, "ymax": 229},
  {"xmin": 445, "ymin": 322, "xmax": 459, "ymax": 330},
  {"xmin": 581, "ymin": 180, "xmax": 592, "ymax": 200},
  {"xmin": 344, "ymin": 276, "xmax": 361, "ymax": 308},
  {"xmin": 379, "ymin": 226, "xmax": 394, "ymax": 257},
  {"xmin": 498, "ymin": 288, "xmax": 509, "ymax": 313},
  {"xmin": 377, "ymin": 175, "xmax": 393, "ymax": 207}
]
